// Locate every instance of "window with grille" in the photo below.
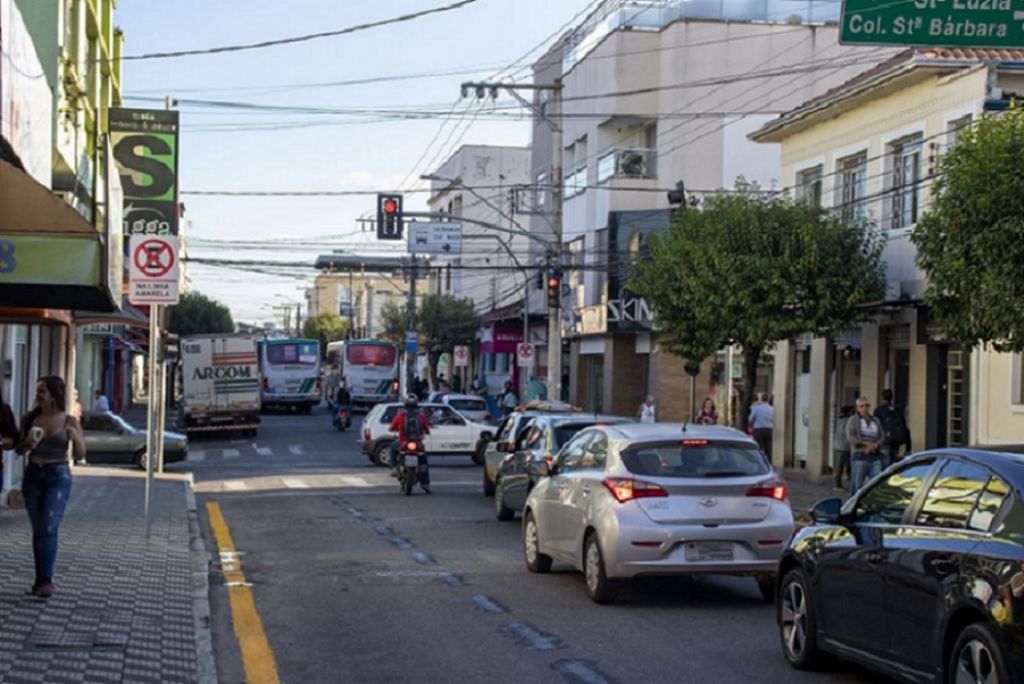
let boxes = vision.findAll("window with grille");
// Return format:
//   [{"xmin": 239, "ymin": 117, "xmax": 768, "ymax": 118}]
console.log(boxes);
[
  {"xmin": 890, "ymin": 135, "xmax": 922, "ymax": 230},
  {"xmin": 838, "ymin": 153, "xmax": 867, "ymax": 221}
]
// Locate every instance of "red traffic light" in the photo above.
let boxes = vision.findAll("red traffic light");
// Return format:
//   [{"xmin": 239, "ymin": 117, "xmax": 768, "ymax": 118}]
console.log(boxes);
[
  {"xmin": 547, "ymin": 277, "xmax": 560, "ymax": 289},
  {"xmin": 383, "ymin": 198, "xmax": 399, "ymax": 214}
]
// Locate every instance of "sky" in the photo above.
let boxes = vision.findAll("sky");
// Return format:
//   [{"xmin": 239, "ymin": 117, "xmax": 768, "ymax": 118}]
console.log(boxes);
[{"xmin": 116, "ymin": 0, "xmax": 597, "ymax": 325}]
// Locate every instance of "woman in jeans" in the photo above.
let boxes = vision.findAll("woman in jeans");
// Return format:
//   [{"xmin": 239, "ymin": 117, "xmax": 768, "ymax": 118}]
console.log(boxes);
[
  {"xmin": 15, "ymin": 376, "xmax": 85, "ymax": 598},
  {"xmin": 844, "ymin": 396, "xmax": 884, "ymax": 496}
]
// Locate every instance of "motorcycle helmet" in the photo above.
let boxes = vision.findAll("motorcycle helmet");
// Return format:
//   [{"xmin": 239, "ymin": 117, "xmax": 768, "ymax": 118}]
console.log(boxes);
[{"xmin": 404, "ymin": 394, "xmax": 419, "ymax": 408}]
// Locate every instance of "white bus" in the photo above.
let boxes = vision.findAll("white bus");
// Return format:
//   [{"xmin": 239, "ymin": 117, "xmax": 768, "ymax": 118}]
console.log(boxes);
[
  {"xmin": 327, "ymin": 339, "xmax": 399, "ymax": 410},
  {"xmin": 258, "ymin": 338, "xmax": 321, "ymax": 414}
]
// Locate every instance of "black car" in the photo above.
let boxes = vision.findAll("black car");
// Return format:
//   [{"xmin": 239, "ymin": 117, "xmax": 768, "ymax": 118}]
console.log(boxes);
[
  {"xmin": 777, "ymin": 449, "xmax": 1024, "ymax": 683},
  {"xmin": 493, "ymin": 414, "xmax": 626, "ymax": 521}
]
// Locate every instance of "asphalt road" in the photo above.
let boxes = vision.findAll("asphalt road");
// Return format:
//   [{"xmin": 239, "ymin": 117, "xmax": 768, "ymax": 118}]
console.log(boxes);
[{"xmin": 169, "ymin": 406, "xmax": 889, "ymax": 684}]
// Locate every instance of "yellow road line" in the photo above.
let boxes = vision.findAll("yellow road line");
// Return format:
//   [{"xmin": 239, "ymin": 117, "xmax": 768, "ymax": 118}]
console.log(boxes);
[{"xmin": 206, "ymin": 501, "xmax": 281, "ymax": 684}]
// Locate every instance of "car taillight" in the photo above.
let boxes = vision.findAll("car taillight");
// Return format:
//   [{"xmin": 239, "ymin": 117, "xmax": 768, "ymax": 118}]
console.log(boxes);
[
  {"xmin": 363, "ymin": 429, "xmax": 371, "ymax": 441},
  {"xmin": 747, "ymin": 477, "xmax": 788, "ymax": 502},
  {"xmin": 602, "ymin": 478, "xmax": 668, "ymax": 503},
  {"xmin": 316, "ymin": 377, "xmax": 322, "ymax": 392}
]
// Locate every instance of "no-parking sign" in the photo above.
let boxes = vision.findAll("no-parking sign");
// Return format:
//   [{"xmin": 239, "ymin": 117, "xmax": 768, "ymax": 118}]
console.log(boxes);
[
  {"xmin": 516, "ymin": 343, "xmax": 535, "ymax": 367},
  {"xmin": 129, "ymin": 235, "xmax": 180, "ymax": 304}
]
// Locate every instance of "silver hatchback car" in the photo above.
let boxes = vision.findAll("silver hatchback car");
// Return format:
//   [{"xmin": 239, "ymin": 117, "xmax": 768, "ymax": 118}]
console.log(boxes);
[{"xmin": 522, "ymin": 422, "xmax": 794, "ymax": 603}]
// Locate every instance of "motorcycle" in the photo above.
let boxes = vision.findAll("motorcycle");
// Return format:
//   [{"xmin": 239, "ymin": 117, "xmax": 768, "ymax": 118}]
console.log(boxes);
[
  {"xmin": 397, "ymin": 438, "xmax": 426, "ymax": 496},
  {"xmin": 332, "ymin": 405, "xmax": 352, "ymax": 432}
]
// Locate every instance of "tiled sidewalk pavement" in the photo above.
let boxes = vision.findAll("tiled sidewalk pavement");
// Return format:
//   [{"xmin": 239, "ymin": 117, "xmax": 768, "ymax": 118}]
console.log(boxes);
[{"xmin": 0, "ymin": 467, "xmax": 214, "ymax": 683}]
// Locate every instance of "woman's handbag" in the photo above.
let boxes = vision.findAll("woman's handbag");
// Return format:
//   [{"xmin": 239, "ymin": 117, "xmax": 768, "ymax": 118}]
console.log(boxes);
[{"xmin": 1, "ymin": 450, "xmax": 26, "ymax": 509}]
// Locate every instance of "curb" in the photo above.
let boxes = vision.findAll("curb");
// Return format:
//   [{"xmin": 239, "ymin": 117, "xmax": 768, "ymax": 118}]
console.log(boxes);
[{"xmin": 185, "ymin": 472, "xmax": 218, "ymax": 684}]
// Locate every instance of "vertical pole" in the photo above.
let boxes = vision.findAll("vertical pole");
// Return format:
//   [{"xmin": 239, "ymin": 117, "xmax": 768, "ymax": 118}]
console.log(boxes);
[
  {"xmin": 406, "ymin": 256, "xmax": 417, "ymax": 397},
  {"xmin": 155, "ymin": 306, "xmax": 167, "ymax": 474},
  {"xmin": 547, "ymin": 77, "xmax": 564, "ymax": 402},
  {"xmin": 726, "ymin": 345, "xmax": 735, "ymax": 427},
  {"xmin": 144, "ymin": 304, "xmax": 157, "ymax": 540}
]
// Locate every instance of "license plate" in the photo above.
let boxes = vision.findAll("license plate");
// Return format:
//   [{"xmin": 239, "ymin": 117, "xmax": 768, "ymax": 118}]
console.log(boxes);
[
  {"xmin": 685, "ymin": 542, "xmax": 734, "ymax": 562},
  {"xmin": 403, "ymin": 455, "xmax": 419, "ymax": 467}
]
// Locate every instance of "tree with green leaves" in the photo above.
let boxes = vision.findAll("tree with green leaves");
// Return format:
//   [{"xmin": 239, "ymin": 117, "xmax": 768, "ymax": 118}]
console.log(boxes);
[
  {"xmin": 913, "ymin": 109, "xmax": 1024, "ymax": 351},
  {"xmin": 167, "ymin": 291, "xmax": 234, "ymax": 336},
  {"xmin": 417, "ymin": 294, "xmax": 479, "ymax": 384},
  {"xmin": 631, "ymin": 186, "xmax": 886, "ymax": 429},
  {"xmin": 379, "ymin": 298, "xmax": 406, "ymax": 344},
  {"xmin": 301, "ymin": 312, "xmax": 348, "ymax": 359}
]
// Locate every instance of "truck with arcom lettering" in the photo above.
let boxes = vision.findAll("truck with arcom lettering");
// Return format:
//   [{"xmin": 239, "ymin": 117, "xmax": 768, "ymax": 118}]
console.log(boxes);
[{"xmin": 179, "ymin": 334, "xmax": 262, "ymax": 437}]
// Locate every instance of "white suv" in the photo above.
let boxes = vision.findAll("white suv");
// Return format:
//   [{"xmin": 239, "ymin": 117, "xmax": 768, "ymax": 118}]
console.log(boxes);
[{"xmin": 358, "ymin": 402, "xmax": 495, "ymax": 467}]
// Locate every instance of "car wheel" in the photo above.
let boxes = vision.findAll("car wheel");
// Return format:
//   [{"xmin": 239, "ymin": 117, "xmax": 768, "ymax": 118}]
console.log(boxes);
[
  {"xmin": 494, "ymin": 479, "xmax": 514, "ymax": 521},
  {"xmin": 522, "ymin": 512, "xmax": 552, "ymax": 573},
  {"xmin": 756, "ymin": 575, "xmax": 776, "ymax": 603},
  {"xmin": 374, "ymin": 443, "xmax": 392, "ymax": 468},
  {"xmin": 134, "ymin": 449, "xmax": 148, "ymax": 471},
  {"xmin": 483, "ymin": 465, "xmax": 496, "ymax": 497},
  {"xmin": 949, "ymin": 623, "xmax": 1010, "ymax": 684},
  {"xmin": 779, "ymin": 568, "xmax": 824, "ymax": 670},
  {"xmin": 583, "ymin": 532, "xmax": 621, "ymax": 604}
]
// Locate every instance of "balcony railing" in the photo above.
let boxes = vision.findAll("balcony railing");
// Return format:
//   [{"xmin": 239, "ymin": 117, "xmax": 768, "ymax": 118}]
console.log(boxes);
[{"xmin": 597, "ymin": 148, "xmax": 657, "ymax": 183}]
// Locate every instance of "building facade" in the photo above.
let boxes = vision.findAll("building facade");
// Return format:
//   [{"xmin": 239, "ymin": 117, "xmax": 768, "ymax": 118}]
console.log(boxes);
[
  {"xmin": 525, "ymin": 0, "xmax": 896, "ymax": 419},
  {"xmin": 751, "ymin": 48, "xmax": 1024, "ymax": 477}
]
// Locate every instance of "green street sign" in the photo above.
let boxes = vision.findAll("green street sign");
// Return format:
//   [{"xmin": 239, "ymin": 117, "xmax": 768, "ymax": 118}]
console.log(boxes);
[{"xmin": 840, "ymin": 0, "xmax": 1024, "ymax": 49}]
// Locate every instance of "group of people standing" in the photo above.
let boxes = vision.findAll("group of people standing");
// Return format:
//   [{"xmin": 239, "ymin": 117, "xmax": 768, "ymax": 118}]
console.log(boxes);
[
  {"xmin": 1, "ymin": 376, "xmax": 86, "ymax": 599},
  {"xmin": 833, "ymin": 389, "xmax": 912, "ymax": 494}
]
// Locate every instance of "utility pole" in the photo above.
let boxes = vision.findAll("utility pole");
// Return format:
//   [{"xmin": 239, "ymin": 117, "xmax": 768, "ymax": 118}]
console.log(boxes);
[
  {"xmin": 460, "ymin": 78, "xmax": 564, "ymax": 401},
  {"xmin": 406, "ymin": 256, "xmax": 417, "ymax": 397}
]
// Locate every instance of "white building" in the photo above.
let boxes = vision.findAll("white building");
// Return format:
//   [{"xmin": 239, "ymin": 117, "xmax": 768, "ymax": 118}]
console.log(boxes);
[{"xmin": 525, "ymin": 0, "xmax": 896, "ymax": 418}]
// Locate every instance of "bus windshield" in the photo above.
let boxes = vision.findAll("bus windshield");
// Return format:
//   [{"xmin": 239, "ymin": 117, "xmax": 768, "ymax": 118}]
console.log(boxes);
[
  {"xmin": 347, "ymin": 344, "xmax": 396, "ymax": 366},
  {"xmin": 266, "ymin": 342, "xmax": 318, "ymax": 365}
]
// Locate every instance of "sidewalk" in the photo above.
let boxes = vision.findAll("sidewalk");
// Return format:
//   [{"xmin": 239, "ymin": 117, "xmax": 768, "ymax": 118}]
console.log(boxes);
[
  {"xmin": 783, "ymin": 467, "xmax": 844, "ymax": 523},
  {"xmin": 0, "ymin": 467, "xmax": 214, "ymax": 683}
]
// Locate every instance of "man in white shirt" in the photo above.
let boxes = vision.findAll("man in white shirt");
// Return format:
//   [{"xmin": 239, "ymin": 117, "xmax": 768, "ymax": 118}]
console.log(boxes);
[
  {"xmin": 93, "ymin": 390, "xmax": 110, "ymax": 412},
  {"xmin": 637, "ymin": 396, "xmax": 656, "ymax": 423},
  {"xmin": 748, "ymin": 393, "xmax": 775, "ymax": 461}
]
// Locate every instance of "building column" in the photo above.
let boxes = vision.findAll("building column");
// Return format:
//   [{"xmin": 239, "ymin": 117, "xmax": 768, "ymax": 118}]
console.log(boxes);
[
  {"xmin": 771, "ymin": 341, "xmax": 795, "ymax": 471},
  {"xmin": 860, "ymin": 322, "xmax": 884, "ymax": 405},
  {"xmin": 806, "ymin": 336, "xmax": 834, "ymax": 481},
  {"xmin": 568, "ymin": 341, "xmax": 580, "ymax": 407},
  {"xmin": 908, "ymin": 313, "xmax": 930, "ymax": 450}
]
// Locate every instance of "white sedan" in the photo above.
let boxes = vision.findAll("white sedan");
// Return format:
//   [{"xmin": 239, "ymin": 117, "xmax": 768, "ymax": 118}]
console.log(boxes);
[{"xmin": 522, "ymin": 423, "xmax": 794, "ymax": 603}]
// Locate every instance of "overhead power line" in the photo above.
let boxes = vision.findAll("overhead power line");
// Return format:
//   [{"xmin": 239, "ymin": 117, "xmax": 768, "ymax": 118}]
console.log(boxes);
[{"xmin": 123, "ymin": 0, "xmax": 480, "ymax": 61}]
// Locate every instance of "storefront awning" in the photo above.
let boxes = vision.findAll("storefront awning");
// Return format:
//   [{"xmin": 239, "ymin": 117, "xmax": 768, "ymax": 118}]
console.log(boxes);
[{"xmin": 0, "ymin": 159, "xmax": 121, "ymax": 312}]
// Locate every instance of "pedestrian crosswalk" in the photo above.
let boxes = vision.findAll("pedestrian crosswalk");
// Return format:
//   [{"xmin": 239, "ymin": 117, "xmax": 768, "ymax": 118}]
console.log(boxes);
[
  {"xmin": 188, "ymin": 443, "xmax": 318, "ymax": 463},
  {"xmin": 193, "ymin": 474, "xmax": 374, "ymax": 494}
]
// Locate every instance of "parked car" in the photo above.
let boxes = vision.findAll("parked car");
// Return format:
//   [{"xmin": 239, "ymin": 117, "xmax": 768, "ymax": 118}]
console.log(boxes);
[
  {"xmin": 522, "ymin": 422, "xmax": 793, "ymax": 603},
  {"xmin": 440, "ymin": 393, "xmax": 492, "ymax": 424},
  {"xmin": 777, "ymin": 448, "xmax": 1024, "ymax": 683},
  {"xmin": 81, "ymin": 411, "xmax": 189, "ymax": 470},
  {"xmin": 494, "ymin": 414, "xmax": 629, "ymax": 521},
  {"xmin": 482, "ymin": 401, "xmax": 580, "ymax": 496},
  {"xmin": 358, "ymin": 402, "xmax": 494, "ymax": 467}
]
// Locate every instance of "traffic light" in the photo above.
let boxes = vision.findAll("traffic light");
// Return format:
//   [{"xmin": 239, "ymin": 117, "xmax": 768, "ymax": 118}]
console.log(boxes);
[
  {"xmin": 546, "ymin": 269, "xmax": 561, "ymax": 309},
  {"xmin": 377, "ymin": 193, "xmax": 404, "ymax": 240}
]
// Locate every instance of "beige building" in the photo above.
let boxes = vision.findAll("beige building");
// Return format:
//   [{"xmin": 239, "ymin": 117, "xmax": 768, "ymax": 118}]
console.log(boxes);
[
  {"xmin": 526, "ymin": 0, "xmax": 896, "ymax": 418},
  {"xmin": 306, "ymin": 272, "xmax": 407, "ymax": 341},
  {"xmin": 751, "ymin": 48, "xmax": 1024, "ymax": 477}
]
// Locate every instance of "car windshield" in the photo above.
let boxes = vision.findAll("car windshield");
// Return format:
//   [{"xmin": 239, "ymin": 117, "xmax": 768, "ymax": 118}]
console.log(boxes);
[
  {"xmin": 621, "ymin": 440, "xmax": 770, "ymax": 478},
  {"xmin": 448, "ymin": 398, "xmax": 485, "ymax": 412},
  {"xmin": 553, "ymin": 424, "xmax": 593, "ymax": 448}
]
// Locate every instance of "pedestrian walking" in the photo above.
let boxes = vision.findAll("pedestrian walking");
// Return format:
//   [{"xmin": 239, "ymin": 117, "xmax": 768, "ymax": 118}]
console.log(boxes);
[
  {"xmin": 748, "ymin": 393, "xmax": 775, "ymax": 461},
  {"xmin": 846, "ymin": 396, "xmax": 884, "ymax": 495},
  {"xmin": 873, "ymin": 389, "xmax": 912, "ymax": 468},
  {"xmin": 14, "ymin": 376, "xmax": 86, "ymax": 598},
  {"xmin": 695, "ymin": 398, "xmax": 718, "ymax": 425},
  {"xmin": 833, "ymin": 405, "xmax": 854, "ymax": 491},
  {"xmin": 500, "ymin": 381, "xmax": 518, "ymax": 416},
  {"xmin": 637, "ymin": 395, "xmax": 657, "ymax": 423}
]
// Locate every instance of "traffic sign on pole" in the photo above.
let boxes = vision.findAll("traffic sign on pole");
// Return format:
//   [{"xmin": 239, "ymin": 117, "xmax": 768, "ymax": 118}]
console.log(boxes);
[
  {"xmin": 129, "ymin": 235, "xmax": 180, "ymax": 305},
  {"xmin": 517, "ymin": 342, "xmax": 535, "ymax": 367},
  {"xmin": 840, "ymin": 0, "xmax": 1024, "ymax": 49},
  {"xmin": 453, "ymin": 345, "xmax": 469, "ymax": 368}
]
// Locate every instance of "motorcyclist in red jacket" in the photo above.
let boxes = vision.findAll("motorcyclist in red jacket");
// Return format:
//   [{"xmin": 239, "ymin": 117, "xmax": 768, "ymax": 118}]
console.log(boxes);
[{"xmin": 388, "ymin": 394, "xmax": 431, "ymax": 493}]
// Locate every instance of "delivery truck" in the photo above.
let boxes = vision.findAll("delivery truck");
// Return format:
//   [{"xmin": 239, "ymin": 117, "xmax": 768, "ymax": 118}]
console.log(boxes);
[{"xmin": 179, "ymin": 334, "xmax": 261, "ymax": 436}]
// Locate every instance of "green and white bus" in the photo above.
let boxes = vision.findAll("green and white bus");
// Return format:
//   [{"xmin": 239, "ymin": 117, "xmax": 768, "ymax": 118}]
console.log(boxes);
[{"xmin": 258, "ymin": 338, "xmax": 321, "ymax": 414}]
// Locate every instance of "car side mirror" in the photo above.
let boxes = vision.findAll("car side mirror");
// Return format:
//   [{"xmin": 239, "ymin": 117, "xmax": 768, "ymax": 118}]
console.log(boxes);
[
  {"xmin": 809, "ymin": 497, "xmax": 844, "ymax": 525},
  {"xmin": 496, "ymin": 441, "xmax": 511, "ymax": 453},
  {"xmin": 528, "ymin": 460, "xmax": 552, "ymax": 478}
]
